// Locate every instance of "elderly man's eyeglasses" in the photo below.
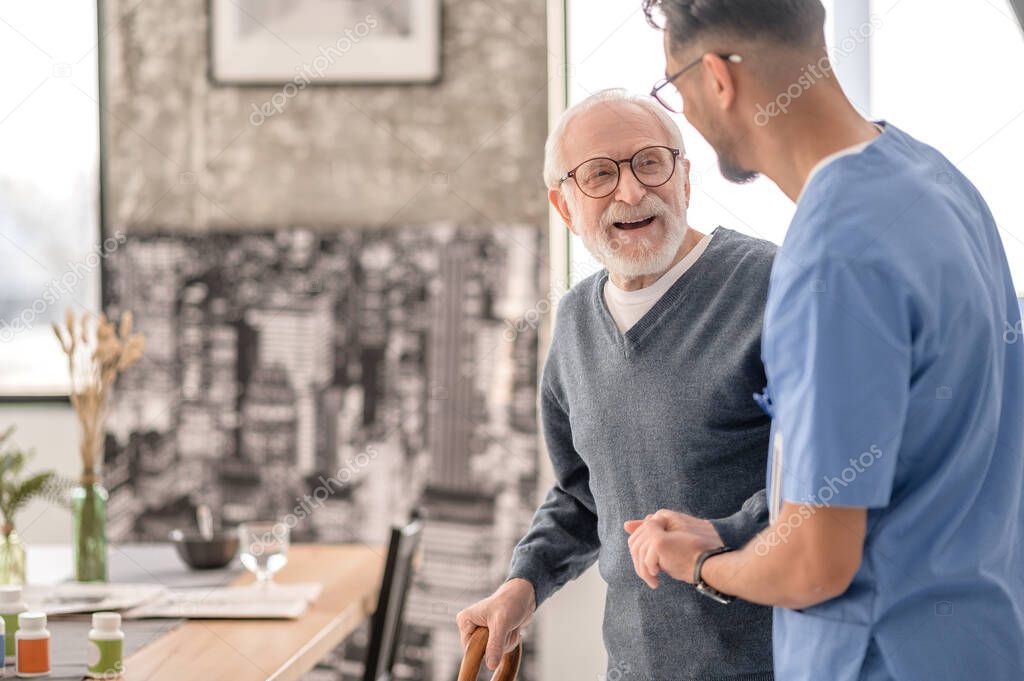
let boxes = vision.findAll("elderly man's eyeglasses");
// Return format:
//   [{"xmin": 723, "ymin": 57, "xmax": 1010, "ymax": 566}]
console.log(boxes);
[
  {"xmin": 558, "ymin": 145, "xmax": 681, "ymax": 199},
  {"xmin": 651, "ymin": 53, "xmax": 743, "ymax": 114}
]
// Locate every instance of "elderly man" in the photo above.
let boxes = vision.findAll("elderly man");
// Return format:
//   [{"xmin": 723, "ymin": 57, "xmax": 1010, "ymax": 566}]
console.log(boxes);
[
  {"xmin": 456, "ymin": 88, "xmax": 777, "ymax": 680},
  {"xmin": 626, "ymin": 2, "xmax": 1024, "ymax": 680}
]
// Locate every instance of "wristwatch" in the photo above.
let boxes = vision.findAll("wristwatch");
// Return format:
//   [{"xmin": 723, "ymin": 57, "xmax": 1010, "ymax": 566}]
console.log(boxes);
[{"xmin": 694, "ymin": 546, "xmax": 735, "ymax": 604}]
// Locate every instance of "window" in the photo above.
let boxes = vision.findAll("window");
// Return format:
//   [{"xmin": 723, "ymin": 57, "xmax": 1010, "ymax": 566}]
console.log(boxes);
[
  {"xmin": 871, "ymin": 0, "xmax": 1024, "ymax": 290},
  {"xmin": 0, "ymin": 1, "xmax": 101, "ymax": 395}
]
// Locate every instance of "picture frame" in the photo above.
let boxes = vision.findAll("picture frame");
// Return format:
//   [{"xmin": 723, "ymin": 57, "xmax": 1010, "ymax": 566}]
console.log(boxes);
[{"xmin": 209, "ymin": 0, "xmax": 442, "ymax": 85}]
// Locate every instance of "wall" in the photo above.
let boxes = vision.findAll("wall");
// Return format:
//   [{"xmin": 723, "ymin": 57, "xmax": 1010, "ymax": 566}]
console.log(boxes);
[{"xmin": 101, "ymin": 0, "xmax": 550, "ymax": 233}]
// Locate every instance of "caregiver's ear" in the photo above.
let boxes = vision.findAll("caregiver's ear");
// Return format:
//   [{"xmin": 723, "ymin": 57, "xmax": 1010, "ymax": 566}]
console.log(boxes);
[{"xmin": 702, "ymin": 52, "xmax": 740, "ymax": 112}]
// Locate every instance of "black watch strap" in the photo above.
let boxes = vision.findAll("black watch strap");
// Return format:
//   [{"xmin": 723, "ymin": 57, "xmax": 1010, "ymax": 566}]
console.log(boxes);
[{"xmin": 694, "ymin": 546, "xmax": 735, "ymax": 604}]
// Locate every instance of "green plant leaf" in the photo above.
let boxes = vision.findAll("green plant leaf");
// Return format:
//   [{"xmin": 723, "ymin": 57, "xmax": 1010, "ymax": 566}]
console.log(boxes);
[
  {"xmin": 0, "ymin": 429, "xmax": 61, "ymax": 529},
  {"xmin": 9, "ymin": 471, "xmax": 55, "ymax": 512}
]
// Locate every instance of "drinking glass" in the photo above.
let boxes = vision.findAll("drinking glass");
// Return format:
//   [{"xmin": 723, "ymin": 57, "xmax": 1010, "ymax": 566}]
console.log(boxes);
[{"xmin": 238, "ymin": 521, "xmax": 289, "ymax": 587}]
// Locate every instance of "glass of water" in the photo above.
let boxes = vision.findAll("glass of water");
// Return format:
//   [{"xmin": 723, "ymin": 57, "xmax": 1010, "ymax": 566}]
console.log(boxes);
[{"xmin": 239, "ymin": 521, "xmax": 289, "ymax": 587}]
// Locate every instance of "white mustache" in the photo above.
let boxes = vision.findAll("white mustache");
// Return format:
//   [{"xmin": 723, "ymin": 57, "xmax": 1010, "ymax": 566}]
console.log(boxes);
[{"xmin": 599, "ymin": 194, "xmax": 670, "ymax": 230}]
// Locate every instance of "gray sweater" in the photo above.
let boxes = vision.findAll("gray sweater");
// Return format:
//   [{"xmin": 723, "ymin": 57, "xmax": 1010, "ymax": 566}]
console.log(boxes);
[{"xmin": 509, "ymin": 228, "xmax": 776, "ymax": 680}]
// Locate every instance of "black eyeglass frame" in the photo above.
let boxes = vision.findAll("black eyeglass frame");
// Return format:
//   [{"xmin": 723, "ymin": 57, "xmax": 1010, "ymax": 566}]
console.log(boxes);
[
  {"xmin": 557, "ymin": 145, "xmax": 682, "ymax": 199},
  {"xmin": 650, "ymin": 53, "xmax": 743, "ymax": 114}
]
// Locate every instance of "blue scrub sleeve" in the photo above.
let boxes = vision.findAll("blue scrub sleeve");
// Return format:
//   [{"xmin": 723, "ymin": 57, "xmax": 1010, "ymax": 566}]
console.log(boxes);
[{"xmin": 765, "ymin": 257, "xmax": 911, "ymax": 509}]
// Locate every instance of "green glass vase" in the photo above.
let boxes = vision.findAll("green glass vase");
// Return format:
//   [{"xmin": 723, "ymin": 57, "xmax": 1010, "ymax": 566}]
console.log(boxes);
[
  {"xmin": 0, "ymin": 527, "xmax": 26, "ymax": 585},
  {"xmin": 72, "ymin": 475, "xmax": 108, "ymax": 582}
]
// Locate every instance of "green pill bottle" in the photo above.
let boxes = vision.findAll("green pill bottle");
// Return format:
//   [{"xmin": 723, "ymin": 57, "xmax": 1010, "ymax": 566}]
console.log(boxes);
[
  {"xmin": 87, "ymin": 612, "xmax": 124, "ymax": 678},
  {"xmin": 0, "ymin": 586, "xmax": 26, "ymax": 663}
]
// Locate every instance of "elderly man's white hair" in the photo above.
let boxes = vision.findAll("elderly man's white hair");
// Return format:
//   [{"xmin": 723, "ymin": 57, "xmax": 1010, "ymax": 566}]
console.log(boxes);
[{"xmin": 543, "ymin": 88, "xmax": 686, "ymax": 190}]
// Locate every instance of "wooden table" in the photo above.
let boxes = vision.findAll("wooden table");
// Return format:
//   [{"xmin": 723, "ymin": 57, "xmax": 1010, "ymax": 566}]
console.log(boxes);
[{"xmin": 124, "ymin": 544, "xmax": 385, "ymax": 681}]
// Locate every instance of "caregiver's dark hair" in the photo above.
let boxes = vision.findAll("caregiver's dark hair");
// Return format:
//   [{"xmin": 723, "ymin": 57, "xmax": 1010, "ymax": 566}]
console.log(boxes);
[{"xmin": 642, "ymin": 0, "xmax": 827, "ymax": 51}]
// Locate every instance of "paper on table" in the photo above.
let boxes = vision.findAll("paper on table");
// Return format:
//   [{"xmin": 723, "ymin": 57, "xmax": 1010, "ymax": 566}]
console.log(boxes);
[
  {"xmin": 23, "ymin": 583, "xmax": 169, "ymax": 616},
  {"xmin": 235, "ymin": 581, "xmax": 323, "ymax": 603},
  {"xmin": 123, "ymin": 581, "xmax": 324, "ymax": 620}
]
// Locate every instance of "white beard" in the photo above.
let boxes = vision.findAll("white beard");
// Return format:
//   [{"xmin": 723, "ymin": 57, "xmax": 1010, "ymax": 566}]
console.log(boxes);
[{"xmin": 574, "ymin": 191, "xmax": 688, "ymax": 279}]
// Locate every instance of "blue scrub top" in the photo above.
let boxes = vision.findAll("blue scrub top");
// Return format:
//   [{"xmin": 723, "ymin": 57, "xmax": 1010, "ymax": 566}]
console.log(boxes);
[{"xmin": 762, "ymin": 122, "xmax": 1024, "ymax": 680}]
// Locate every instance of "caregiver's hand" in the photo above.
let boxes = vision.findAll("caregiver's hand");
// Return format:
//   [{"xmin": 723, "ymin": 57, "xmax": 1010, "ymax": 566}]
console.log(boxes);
[
  {"xmin": 624, "ymin": 510, "xmax": 724, "ymax": 588},
  {"xmin": 456, "ymin": 577, "xmax": 536, "ymax": 670}
]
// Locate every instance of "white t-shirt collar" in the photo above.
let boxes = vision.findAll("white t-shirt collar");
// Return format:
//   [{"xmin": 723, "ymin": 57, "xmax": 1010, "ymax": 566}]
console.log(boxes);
[{"xmin": 602, "ymin": 230, "xmax": 715, "ymax": 333}]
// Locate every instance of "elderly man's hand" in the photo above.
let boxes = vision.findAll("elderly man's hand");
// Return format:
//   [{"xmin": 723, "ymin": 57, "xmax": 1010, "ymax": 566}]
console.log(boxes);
[
  {"xmin": 624, "ymin": 510, "xmax": 724, "ymax": 588},
  {"xmin": 456, "ymin": 578, "xmax": 536, "ymax": 670}
]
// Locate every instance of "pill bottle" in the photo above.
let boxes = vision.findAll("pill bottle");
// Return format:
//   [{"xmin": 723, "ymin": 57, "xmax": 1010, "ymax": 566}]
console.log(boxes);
[
  {"xmin": 0, "ymin": 586, "xmax": 26, "ymax": 662},
  {"xmin": 87, "ymin": 612, "xmax": 124, "ymax": 678},
  {"xmin": 15, "ymin": 611, "xmax": 49, "ymax": 677}
]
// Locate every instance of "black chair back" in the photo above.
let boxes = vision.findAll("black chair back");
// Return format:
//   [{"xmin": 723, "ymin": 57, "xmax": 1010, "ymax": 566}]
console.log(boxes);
[{"xmin": 362, "ymin": 515, "xmax": 424, "ymax": 681}]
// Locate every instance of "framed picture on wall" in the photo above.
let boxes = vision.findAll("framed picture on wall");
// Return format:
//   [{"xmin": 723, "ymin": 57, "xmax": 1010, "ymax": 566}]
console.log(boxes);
[{"xmin": 210, "ymin": 0, "xmax": 442, "ymax": 85}]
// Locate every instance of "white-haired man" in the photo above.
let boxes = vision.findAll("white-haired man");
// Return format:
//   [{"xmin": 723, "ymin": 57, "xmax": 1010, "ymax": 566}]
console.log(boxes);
[{"xmin": 456, "ymin": 89, "xmax": 778, "ymax": 680}]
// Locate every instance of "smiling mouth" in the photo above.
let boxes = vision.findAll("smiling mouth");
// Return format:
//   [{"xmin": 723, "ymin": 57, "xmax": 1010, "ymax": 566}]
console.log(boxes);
[{"xmin": 613, "ymin": 216, "xmax": 656, "ymax": 231}]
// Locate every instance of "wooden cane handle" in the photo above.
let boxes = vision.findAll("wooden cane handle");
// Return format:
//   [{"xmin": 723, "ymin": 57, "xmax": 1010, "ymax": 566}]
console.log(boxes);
[{"xmin": 457, "ymin": 626, "xmax": 522, "ymax": 681}]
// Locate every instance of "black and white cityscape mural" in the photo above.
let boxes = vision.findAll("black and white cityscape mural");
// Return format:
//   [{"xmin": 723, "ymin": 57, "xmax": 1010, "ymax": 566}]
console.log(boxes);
[{"xmin": 102, "ymin": 225, "xmax": 545, "ymax": 681}]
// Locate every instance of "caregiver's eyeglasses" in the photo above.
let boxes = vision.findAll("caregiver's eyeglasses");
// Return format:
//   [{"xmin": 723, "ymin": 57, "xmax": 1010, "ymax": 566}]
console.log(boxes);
[
  {"xmin": 558, "ymin": 145, "xmax": 681, "ymax": 199},
  {"xmin": 650, "ymin": 53, "xmax": 744, "ymax": 114}
]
